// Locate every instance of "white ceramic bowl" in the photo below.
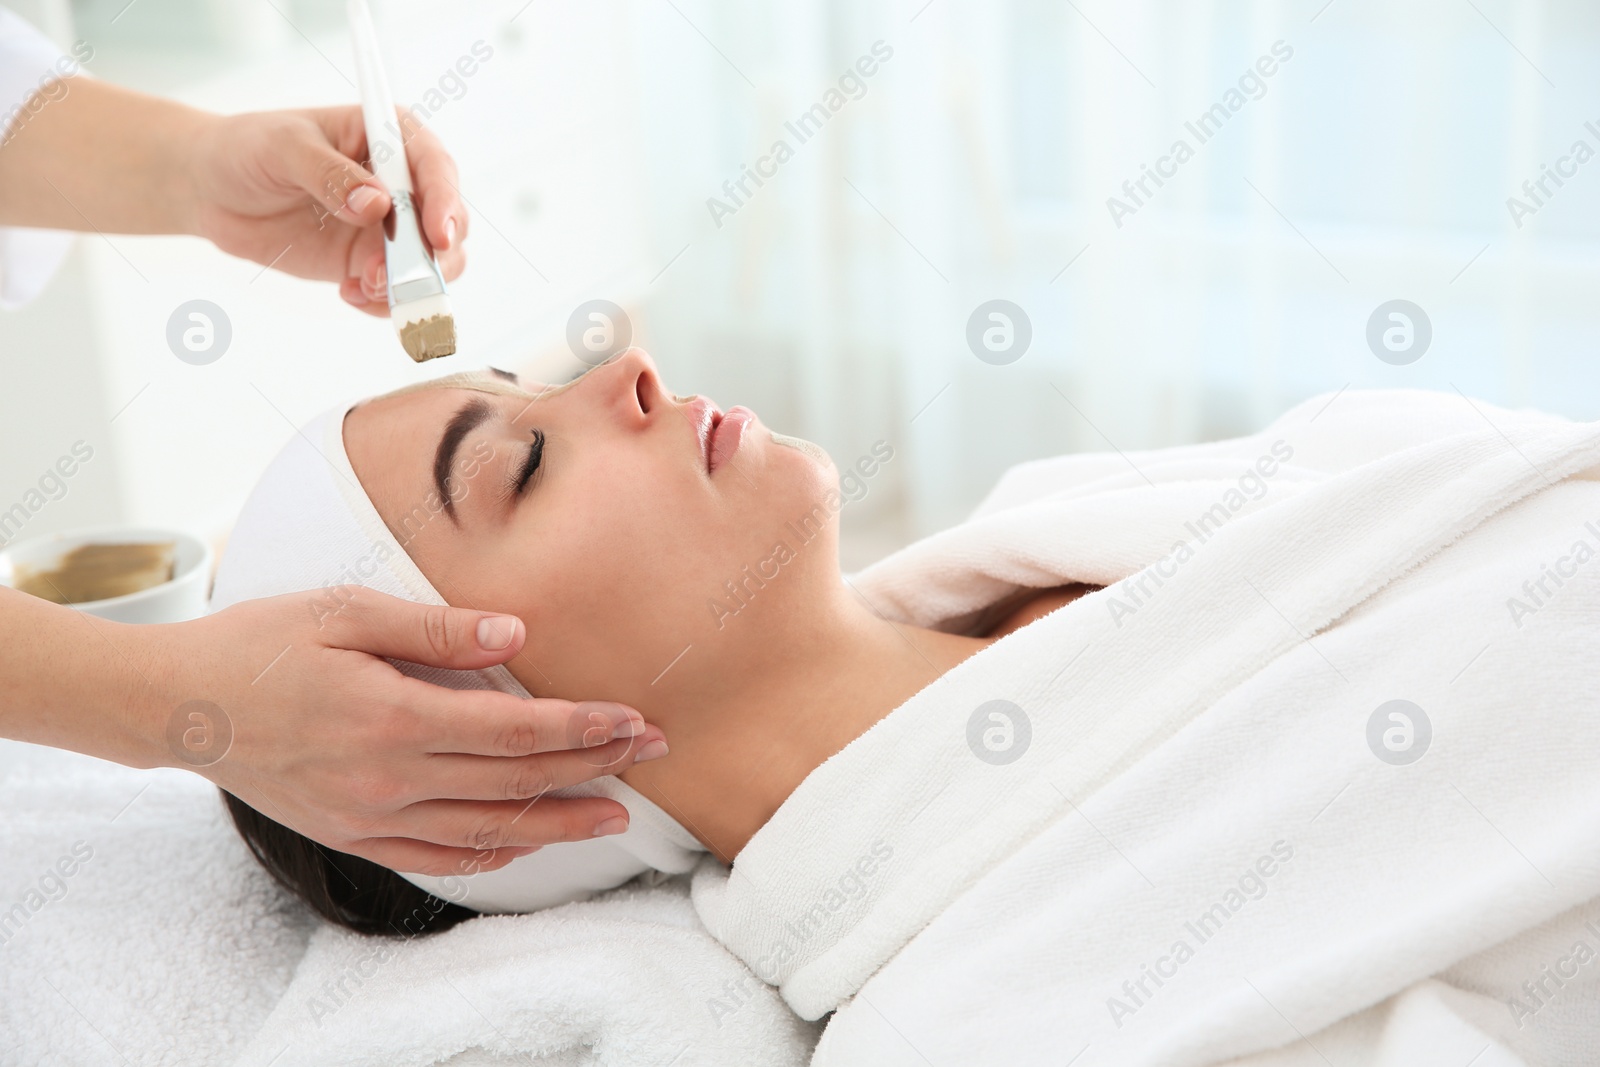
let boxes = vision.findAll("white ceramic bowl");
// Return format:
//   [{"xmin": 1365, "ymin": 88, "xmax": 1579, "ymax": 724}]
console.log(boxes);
[{"xmin": 0, "ymin": 526, "xmax": 212, "ymax": 624}]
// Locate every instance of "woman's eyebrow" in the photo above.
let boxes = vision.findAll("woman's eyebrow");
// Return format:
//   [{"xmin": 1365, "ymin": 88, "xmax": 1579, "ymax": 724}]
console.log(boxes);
[{"xmin": 434, "ymin": 397, "xmax": 493, "ymax": 523}]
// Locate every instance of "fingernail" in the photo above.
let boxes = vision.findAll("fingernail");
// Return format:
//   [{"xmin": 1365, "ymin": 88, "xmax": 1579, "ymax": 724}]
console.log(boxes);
[
  {"xmin": 611, "ymin": 716, "xmax": 646, "ymax": 740},
  {"xmin": 476, "ymin": 615, "xmax": 521, "ymax": 650},
  {"xmin": 633, "ymin": 739, "xmax": 668, "ymax": 764},
  {"xmin": 593, "ymin": 816, "xmax": 628, "ymax": 838},
  {"xmin": 372, "ymin": 264, "xmax": 386, "ymax": 291},
  {"xmin": 582, "ymin": 714, "xmax": 611, "ymax": 748},
  {"xmin": 445, "ymin": 217, "xmax": 457, "ymax": 248},
  {"xmin": 347, "ymin": 185, "xmax": 381, "ymax": 214}
]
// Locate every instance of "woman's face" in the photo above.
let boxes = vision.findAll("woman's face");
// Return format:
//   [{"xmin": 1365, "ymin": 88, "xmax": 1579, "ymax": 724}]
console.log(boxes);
[{"xmin": 343, "ymin": 349, "xmax": 840, "ymax": 707}]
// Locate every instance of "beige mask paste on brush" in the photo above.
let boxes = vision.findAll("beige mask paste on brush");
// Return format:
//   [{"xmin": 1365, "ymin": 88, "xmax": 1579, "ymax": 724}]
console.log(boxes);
[{"xmin": 398, "ymin": 314, "xmax": 458, "ymax": 362}]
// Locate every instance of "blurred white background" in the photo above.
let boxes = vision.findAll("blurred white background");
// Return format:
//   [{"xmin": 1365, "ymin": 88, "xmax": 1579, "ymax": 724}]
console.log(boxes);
[{"xmin": 3, "ymin": 0, "xmax": 1599, "ymax": 570}]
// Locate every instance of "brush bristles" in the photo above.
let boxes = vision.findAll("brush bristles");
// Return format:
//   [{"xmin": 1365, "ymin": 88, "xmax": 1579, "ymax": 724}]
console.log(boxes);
[
  {"xmin": 391, "ymin": 293, "xmax": 457, "ymax": 362},
  {"xmin": 397, "ymin": 313, "xmax": 457, "ymax": 361}
]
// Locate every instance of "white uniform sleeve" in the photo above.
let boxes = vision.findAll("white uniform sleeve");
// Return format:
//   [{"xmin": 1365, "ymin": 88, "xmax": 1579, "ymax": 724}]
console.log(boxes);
[{"xmin": 0, "ymin": 8, "xmax": 79, "ymax": 310}]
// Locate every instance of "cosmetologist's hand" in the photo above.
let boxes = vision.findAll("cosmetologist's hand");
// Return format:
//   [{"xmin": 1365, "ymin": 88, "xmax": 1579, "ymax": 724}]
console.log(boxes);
[
  {"xmin": 149, "ymin": 586, "xmax": 664, "ymax": 876},
  {"xmin": 187, "ymin": 106, "xmax": 469, "ymax": 316}
]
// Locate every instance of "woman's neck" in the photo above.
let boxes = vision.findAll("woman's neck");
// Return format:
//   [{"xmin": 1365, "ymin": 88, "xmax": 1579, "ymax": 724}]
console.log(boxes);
[{"xmin": 619, "ymin": 585, "xmax": 992, "ymax": 862}]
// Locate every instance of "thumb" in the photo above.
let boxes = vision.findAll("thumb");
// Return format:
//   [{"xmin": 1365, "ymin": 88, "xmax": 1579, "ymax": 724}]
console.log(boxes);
[
  {"xmin": 287, "ymin": 131, "xmax": 390, "ymax": 227},
  {"xmin": 319, "ymin": 587, "xmax": 525, "ymax": 670}
]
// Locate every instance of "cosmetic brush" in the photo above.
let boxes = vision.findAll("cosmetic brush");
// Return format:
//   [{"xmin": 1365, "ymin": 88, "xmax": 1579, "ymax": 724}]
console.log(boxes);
[{"xmin": 347, "ymin": 0, "xmax": 457, "ymax": 361}]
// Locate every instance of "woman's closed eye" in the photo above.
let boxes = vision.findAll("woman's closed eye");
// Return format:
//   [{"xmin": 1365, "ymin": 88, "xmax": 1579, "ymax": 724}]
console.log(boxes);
[{"xmin": 506, "ymin": 429, "xmax": 545, "ymax": 501}]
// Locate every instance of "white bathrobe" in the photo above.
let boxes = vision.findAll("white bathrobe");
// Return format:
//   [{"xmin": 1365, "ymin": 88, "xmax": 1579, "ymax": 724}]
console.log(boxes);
[{"xmin": 691, "ymin": 388, "xmax": 1600, "ymax": 1066}]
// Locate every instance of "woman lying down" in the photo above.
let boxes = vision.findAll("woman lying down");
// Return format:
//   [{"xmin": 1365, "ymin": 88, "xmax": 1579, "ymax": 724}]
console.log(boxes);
[{"xmin": 211, "ymin": 350, "xmax": 1600, "ymax": 1066}]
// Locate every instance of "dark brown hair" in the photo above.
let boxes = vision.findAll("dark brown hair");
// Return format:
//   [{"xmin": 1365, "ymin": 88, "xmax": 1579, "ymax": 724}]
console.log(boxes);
[{"xmin": 223, "ymin": 791, "xmax": 479, "ymax": 937}]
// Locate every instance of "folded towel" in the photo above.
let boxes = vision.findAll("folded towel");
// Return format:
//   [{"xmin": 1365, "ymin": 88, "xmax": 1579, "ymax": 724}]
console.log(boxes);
[
  {"xmin": 0, "ymin": 741, "xmax": 311, "ymax": 1064},
  {"xmin": 231, "ymin": 879, "xmax": 819, "ymax": 1067},
  {"xmin": 0, "ymin": 740, "xmax": 818, "ymax": 1066}
]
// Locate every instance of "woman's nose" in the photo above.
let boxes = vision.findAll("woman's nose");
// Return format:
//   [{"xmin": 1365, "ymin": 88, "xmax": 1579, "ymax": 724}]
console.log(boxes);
[{"xmin": 603, "ymin": 347, "xmax": 663, "ymax": 426}]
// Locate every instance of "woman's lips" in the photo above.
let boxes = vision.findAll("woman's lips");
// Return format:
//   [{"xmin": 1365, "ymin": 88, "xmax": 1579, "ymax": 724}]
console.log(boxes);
[
  {"xmin": 709, "ymin": 406, "xmax": 753, "ymax": 474},
  {"xmin": 683, "ymin": 396, "xmax": 753, "ymax": 474},
  {"xmin": 685, "ymin": 397, "xmax": 716, "ymax": 471}
]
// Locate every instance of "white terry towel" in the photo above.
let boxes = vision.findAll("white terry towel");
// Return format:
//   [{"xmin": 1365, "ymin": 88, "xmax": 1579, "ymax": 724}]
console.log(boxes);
[
  {"xmin": 0, "ymin": 741, "xmax": 312, "ymax": 1065},
  {"xmin": 229, "ymin": 879, "xmax": 820, "ymax": 1067},
  {"xmin": 209, "ymin": 400, "xmax": 706, "ymax": 911},
  {"xmin": 0, "ymin": 740, "xmax": 818, "ymax": 1067},
  {"xmin": 688, "ymin": 389, "xmax": 1600, "ymax": 1065}
]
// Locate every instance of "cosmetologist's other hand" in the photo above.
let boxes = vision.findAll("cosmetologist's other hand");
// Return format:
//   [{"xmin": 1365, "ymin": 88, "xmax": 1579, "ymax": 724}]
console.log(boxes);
[{"xmin": 149, "ymin": 586, "xmax": 664, "ymax": 876}]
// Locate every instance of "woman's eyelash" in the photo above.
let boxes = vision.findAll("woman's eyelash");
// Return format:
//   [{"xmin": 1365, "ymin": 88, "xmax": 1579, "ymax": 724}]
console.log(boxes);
[{"xmin": 510, "ymin": 429, "xmax": 545, "ymax": 497}]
